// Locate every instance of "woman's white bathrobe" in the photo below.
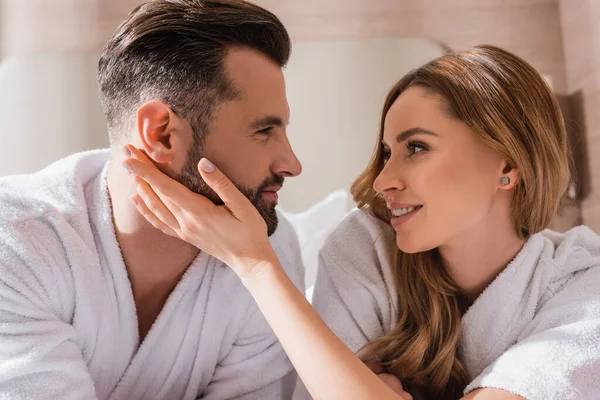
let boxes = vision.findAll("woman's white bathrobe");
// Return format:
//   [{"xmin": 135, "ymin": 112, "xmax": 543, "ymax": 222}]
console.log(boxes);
[
  {"xmin": 0, "ymin": 150, "xmax": 305, "ymax": 400},
  {"xmin": 293, "ymin": 209, "xmax": 600, "ymax": 400}
]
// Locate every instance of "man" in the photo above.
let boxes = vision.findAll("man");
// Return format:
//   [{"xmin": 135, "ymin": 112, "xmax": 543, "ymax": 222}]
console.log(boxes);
[{"xmin": 0, "ymin": 0, "xmax": 304, "ymax": 398}]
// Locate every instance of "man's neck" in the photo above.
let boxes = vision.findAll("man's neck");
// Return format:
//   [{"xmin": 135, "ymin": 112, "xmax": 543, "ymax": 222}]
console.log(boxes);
[{"xmin": 106, "ymin": 162, "xmax": 199, "ymax": 301}]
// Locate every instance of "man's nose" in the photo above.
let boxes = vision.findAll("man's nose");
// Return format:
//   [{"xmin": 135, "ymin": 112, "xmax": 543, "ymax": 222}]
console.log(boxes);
[{"xmin": 274, "ymin": 138, "xmax": 302, "ymax": 177}]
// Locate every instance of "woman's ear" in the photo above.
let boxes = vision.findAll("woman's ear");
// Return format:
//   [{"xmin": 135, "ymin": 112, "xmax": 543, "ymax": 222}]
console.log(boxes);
[{"xmin": 498, "ymin": 161, "xmax": 520, "ymax": 190}]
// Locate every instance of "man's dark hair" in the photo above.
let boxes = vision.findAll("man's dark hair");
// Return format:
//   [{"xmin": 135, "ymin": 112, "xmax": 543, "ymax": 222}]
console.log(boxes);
[{"xmin": 98, "ymin": 0, "xmax": 291, "ymax": 144}]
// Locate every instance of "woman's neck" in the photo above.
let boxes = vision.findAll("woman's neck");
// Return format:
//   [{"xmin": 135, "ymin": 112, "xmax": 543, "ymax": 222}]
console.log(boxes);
[{"xmin": 438, "ymin": 222, "xmax": 525, "ymax": 304}]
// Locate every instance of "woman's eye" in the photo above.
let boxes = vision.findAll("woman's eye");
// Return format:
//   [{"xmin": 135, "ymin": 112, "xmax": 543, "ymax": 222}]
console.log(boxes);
[
  {"xmin": 382, "ymin": 150, "xmax": 391, "ymax": 162},
  {"xmin": 406, "ymin": 141, "xmax": 428, "ymax": 155}
]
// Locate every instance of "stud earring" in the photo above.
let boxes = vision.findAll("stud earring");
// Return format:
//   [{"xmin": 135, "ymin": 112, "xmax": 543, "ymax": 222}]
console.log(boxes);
[{"xmin": 500, "ymin": 176, "xmax": 510, "ymax": 186}]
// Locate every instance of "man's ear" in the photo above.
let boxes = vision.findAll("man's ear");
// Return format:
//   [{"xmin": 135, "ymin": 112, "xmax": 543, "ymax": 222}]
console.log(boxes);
[{"xmin": 136, "ymin": 101, "xmax": 184, "ymax": 164}]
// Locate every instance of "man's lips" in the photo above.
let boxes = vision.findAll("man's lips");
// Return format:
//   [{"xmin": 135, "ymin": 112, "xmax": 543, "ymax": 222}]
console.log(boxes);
[
  {"xmin": 262, "ymin": 185, "xmax": 282, "ymax": 193},
  {"xmin": 261, "ymin": 186, "xmax": 282, "ymax": 202}
]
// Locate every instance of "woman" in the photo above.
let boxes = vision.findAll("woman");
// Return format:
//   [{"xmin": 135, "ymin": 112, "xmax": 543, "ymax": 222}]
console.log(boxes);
[{"xmin": 122, "ymin": 45, "xmax": 600, "ymax": 399}]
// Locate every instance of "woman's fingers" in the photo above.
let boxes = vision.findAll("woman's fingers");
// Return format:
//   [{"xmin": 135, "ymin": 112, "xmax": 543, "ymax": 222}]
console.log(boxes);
[
  {"xmin": 123, "ymin": 145, "xmax": 211, "ymax": 212},
  {"xmin": 197, "ymin": 158, "xmax": 256, "ymax": 220},
  {"xmin": 123, "ymin": 144, "xmax": 155, "ymax": 167},
  {"xmin": 133, "ymin": 176, "xmax": 181, "ymax": 232},
  {"xmin": 131, "ymin": 193, "xmax": 179, "ymax": 238},
  {"xmin": 122, "ymin": 145, "xmax": 253, "ymax": 223}
]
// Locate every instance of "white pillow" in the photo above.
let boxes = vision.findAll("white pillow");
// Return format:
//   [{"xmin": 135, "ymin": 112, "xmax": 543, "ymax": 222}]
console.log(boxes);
[{"xmin": 278, "ymin": 189, "xmax": 350, "ymax": 298}]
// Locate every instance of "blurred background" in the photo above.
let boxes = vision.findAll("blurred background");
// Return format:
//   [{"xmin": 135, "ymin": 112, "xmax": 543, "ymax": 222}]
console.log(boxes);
[{"xmin": 0, "ymin": 0, "xmax": 597, "ymax": 235}]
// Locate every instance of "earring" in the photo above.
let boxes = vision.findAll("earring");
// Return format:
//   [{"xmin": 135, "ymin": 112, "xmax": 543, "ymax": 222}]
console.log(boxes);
[{"xmin": 500, "ymin": 176, "xmax": 510, "ymax": 186}]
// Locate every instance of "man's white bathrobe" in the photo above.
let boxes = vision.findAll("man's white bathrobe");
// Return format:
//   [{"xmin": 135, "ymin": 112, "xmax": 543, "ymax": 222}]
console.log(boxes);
[
  {"xmin": 294, "ymin": 209, "xmax": 600, "ymax": 400},
  {"xmin": 0, "ymin": 150, "xmax": 304, "ymax": 400}
]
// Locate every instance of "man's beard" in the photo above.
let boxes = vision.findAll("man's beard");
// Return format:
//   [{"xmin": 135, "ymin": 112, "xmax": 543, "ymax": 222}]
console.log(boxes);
[{"xmin": 177, "ymin": 151, "xmax": 283, "ymax": 237}]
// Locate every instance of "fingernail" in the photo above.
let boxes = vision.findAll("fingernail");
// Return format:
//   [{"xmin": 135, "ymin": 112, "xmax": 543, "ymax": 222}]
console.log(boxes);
[
  {"xmin": 130, "ymin": 196, "xmax": 138, "ymax": 206},
  {"xmin": 122, "ymin": 161, "xmax": 132, "ymax": 174},
  {"xmin": 199, "ymin": 158, "xmax": 214, "ymax": 173},
  {"xmin": 122, "ymin": 146, "xmax": 131, "ymax": 157}
]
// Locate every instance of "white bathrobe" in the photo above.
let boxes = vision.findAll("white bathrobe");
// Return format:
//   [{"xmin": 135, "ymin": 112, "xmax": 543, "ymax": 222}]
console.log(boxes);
[
  {"xmin": 293, "ymin": 209, "xmax": 600, "ymax": 400},
  {"xmin": 0, "ymin": 150, "xmax": 305, "ymax": 400}
]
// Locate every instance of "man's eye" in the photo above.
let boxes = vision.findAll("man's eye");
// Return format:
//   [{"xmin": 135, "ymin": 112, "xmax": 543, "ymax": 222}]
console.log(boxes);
[{"xmin": 256, "ymin": 127, "xmax": 273, "ymax": 135}]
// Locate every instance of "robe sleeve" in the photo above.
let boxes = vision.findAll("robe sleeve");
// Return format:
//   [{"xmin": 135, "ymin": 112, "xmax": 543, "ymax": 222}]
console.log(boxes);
[
  {"xmin": 465, "ymin": 264, "xmax": 600, "ymax": 400},
  {"xmin": 0, "ymin": 222, "xmax": 98, "ymax": 399}
]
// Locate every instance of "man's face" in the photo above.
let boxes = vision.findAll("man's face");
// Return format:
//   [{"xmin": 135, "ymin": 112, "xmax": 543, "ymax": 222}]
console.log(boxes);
[{"xmin": 177, "ymin": 47, "xmax": 302, "ymax": 236}]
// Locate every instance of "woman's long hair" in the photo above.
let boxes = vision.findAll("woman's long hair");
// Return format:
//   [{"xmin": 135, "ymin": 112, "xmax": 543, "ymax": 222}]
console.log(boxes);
[{"xmin": 352, "ymin": 45, "xmax": 571, "ymax": 399}]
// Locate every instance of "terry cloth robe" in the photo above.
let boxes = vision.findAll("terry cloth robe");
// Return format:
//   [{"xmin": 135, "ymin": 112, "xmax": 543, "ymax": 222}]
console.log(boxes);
[
  {"xmin": 0, "ymin": 150, "xmax": 305, "ymax": 400},
  {"xmin": 293, "ymin": 208, "xmax": 600, "ymax": 400}
]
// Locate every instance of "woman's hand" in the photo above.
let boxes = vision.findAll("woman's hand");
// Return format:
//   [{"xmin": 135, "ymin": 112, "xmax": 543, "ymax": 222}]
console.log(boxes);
[{"xmin": 122, "ymin": 144, "xmax": 277, "ymax": 280}]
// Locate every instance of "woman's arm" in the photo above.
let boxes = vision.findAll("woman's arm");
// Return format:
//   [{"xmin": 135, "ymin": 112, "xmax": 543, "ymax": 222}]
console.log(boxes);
[
  {"xmin": 122, "ymin": 145, "xmax": 410, "ymax": 400},
  {"xmin": 462, "ymin": 389, "xmax": 525, "ymax": 400},
  {"xmin": 244, "ymin": 256, "xmax": 407, "ymax": 400}
]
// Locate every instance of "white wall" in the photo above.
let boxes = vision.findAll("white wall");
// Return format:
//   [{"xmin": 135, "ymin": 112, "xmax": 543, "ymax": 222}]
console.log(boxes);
[
  {"xmin": 279, "ymin": 37, "xmax": 445, "ymax": 212},
  {"xmin": 0, "ymin": 53, "xmax": 108, "ymax": 175}
]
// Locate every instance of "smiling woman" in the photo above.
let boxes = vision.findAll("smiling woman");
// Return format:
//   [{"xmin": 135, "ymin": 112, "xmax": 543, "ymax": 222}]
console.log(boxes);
[{"xmin": 327, "ymin": 45, "xmax": 589, "ymax": 399}]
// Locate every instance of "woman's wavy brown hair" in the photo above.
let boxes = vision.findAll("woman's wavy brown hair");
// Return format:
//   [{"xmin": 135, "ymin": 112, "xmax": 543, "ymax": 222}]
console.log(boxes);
[{"xmin": 352, "ymin": 45, "xmax": 571, "ymax": 399}]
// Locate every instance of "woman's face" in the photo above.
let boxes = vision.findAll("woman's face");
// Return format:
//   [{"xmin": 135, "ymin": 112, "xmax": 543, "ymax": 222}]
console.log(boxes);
[{"xmin": 373, "ymin": 86, "xmax": 510, "ymax": 253}]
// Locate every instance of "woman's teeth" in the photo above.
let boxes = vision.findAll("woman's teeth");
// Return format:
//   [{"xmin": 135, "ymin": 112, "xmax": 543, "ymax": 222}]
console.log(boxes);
[{"xmin": 392, "ymin": 206, "xmax": 421, "ymax": 217}]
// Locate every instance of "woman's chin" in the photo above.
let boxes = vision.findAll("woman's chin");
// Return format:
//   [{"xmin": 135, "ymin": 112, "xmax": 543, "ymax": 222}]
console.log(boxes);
[{"xmin": 395, "ymin": 235, "xmax": 432, "ymax": 254}]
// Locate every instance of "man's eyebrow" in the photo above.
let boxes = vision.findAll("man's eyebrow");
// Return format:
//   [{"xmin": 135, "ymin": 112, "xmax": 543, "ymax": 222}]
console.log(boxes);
[
  {"xmin": 382, "ymin": 127, "xmax": 439, "ymax": 146},
  {"xmin": 249, "ymin": 115, "xmax": 287, "ymax": 130}
]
